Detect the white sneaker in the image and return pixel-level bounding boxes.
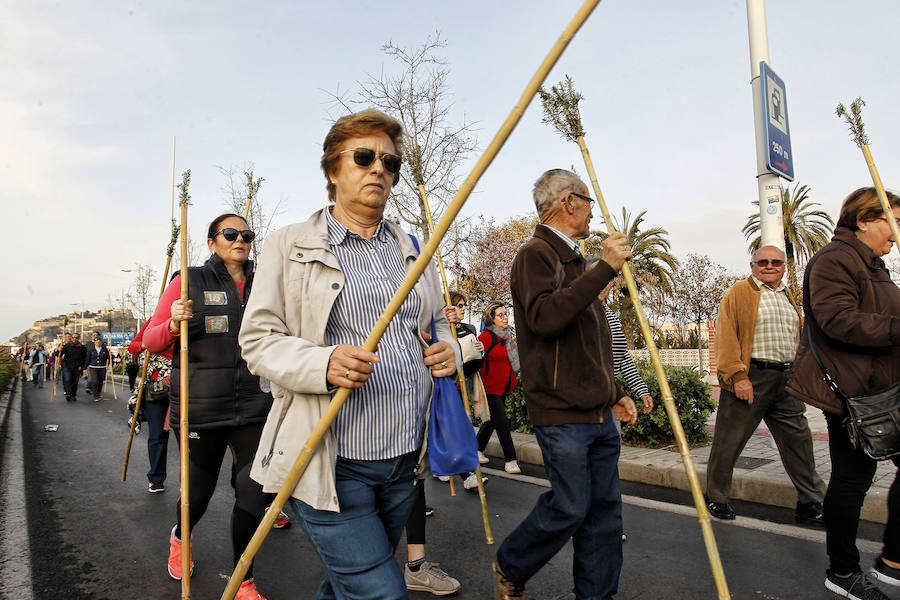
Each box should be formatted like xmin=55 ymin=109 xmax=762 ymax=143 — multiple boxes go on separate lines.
xmin=463 ymin=473 xmax=488 ymax=490
xmin=504 ymin=460 xmax=521 ymax=474
xmin=478 ymin=451 xmax=489 ymax=464
xmin=435 ymin=475 xmax=450 ymax=482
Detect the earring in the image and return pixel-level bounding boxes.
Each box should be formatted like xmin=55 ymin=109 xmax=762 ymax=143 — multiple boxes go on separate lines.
xmin=860 ymin=228 xmax=867 ymax=232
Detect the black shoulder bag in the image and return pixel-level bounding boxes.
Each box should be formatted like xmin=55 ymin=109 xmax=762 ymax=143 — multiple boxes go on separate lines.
xmin=806 ymin=328 xmax=900 ymax=460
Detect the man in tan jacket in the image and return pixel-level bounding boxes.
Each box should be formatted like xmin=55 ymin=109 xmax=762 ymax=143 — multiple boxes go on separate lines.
xmin=706 ymin=245 xmax=826 ymax=524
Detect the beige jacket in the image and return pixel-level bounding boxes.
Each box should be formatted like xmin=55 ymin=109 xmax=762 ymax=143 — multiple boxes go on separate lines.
xmin=238 ymin=208 xmax=460 ymax=511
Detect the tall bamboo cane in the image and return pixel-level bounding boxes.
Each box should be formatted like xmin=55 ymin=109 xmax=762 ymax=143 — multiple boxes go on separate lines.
xmin=836 ymin=98 xmax=900 ymax=251
xmin=49 ymin=355 xmax=61 ymax=402
xmin=122 ymin=220 xmax=181 ymax=481
xmin=106 ymin=355 xmax=118 ymax=400
xmin=220 ymin=2 xmax=601 ymax=597
xmin=177 ymin=170 xmax=193 ymax=600
xmin=540 ymin=77 xmax=730 ymax=599
xmin=417 ymin=184 xmax=493 ymax=543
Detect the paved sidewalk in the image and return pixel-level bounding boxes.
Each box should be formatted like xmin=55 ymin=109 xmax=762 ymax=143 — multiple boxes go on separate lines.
xmin=482 ymin=387 xmax=896 ymax=524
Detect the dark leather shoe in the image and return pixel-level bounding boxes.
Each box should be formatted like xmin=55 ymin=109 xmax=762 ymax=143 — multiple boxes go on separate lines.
xmin=795 ymin=501 xmax=825 ymax=526
xmin=494 ymin=560 xmax=526 ymax=599
xmin=706 ymin=496 xmax=736 ymax=520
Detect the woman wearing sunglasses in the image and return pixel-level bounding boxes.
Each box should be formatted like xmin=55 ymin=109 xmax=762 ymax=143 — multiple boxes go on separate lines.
xmin=239 ymin=108 xmax=459 ymax=599
xmin=787 ymin=187 xmax=900 ymax=599
xmin=143 ymin=212 xmax=272 ymax=600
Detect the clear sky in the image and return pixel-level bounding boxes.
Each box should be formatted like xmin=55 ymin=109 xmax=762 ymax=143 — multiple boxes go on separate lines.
xmin=4 ymin=0 xmax=899 ymax=342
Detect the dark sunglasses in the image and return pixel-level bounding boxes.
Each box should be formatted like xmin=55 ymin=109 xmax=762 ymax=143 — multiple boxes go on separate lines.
xmin=213 ymin=228 xmax=256 ymax=243
xmin=340 ymin=147 xmax=402 ymax=174
xmin=754 ymin=259 xmax=784 ymax=267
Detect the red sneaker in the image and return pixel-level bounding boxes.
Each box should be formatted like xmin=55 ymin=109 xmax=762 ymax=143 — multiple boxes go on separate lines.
xmin=166 ymin=526 xmax=193 ymax=580
xmin=235 ymin=578 xmax=268 ymax=600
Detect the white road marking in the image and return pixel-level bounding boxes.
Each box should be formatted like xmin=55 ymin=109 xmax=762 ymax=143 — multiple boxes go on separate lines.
xmin=481 ymin=467 xmax=882 ymax=554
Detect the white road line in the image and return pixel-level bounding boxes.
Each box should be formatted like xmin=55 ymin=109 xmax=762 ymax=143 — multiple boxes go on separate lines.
xmin=481 ymin=467 xmax=882 ymax=554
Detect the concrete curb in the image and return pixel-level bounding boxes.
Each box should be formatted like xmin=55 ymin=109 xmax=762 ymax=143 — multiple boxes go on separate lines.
xmin=0 ymin=379 xmax=35 ymax=600
xmin=482 ymin=429 xmax=889 ymax=525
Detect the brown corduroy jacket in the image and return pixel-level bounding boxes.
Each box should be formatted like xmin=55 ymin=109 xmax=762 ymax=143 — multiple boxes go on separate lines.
xmin=510 ymin=225 xmax=625 ymax=427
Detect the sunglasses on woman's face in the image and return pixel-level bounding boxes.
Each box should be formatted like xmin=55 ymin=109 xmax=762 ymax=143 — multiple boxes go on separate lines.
xmin=214 ymin=228 xmax=256 ymax=243
xmin=340 ymin=147 xmax=402 ymax=174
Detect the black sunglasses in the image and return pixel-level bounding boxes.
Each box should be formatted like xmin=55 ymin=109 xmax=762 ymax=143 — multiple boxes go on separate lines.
xmin=340 ymin=147 xmax=402 ymax=174
xmin=754 ymin=259 xmax=784 ymax=267
xmin=214 ymin=228 xmax=256 ymax=243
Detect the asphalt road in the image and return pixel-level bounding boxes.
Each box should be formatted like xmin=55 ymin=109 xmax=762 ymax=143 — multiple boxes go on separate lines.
xmin=10 ymin=379 xmax=894 ymax=600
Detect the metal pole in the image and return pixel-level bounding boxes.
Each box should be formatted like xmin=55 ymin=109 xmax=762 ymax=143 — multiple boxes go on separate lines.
xmin=746 ymin=0 xmax=785 ymax=250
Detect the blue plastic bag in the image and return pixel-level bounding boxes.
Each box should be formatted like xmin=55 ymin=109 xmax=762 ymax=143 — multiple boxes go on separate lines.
xmin=407 ymin=234 xmax=478 ymax=476
xmin=426 ymin=319 xmax=479 ymax=476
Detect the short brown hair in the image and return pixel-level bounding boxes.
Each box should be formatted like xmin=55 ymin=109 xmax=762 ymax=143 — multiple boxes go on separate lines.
xmin=837 ymin=187 xmax=900 ymax=230
xmin=207 ymin=213 xmax=248 ymax=240
xmin=321 ymin=109 xmax=404 ymax=202
xmin=449 ymin=291 xmax=467 ymax=306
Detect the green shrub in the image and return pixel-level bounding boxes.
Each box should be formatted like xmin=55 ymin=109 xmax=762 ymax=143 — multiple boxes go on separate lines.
xmin=0 ymin=353 xmax=18 ymax=393
xmin=505 ymin=378 xmax=532 ymax=434
xmin=619 ymin=359 xmax=714 ymax=448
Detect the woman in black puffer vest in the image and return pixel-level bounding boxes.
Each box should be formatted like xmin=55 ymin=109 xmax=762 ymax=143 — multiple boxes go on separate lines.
xmin=143 ymin=213 xmax=273 ymax=598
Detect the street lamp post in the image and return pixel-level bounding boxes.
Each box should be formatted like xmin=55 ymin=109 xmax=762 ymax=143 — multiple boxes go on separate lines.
xmin=70 ymin=302 xmax=84 ymax=336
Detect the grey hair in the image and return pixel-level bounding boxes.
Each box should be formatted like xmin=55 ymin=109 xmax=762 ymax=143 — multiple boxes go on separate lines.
xmin=532 ymin=169 xmax=582 ymax=219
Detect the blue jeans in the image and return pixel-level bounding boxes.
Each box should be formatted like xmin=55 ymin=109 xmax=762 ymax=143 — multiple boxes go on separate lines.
xmin=145 ymin=400 xmax=169 ymax=483
xmin=497 ymin=420 xmax=623 ymax=600
xmin=61 ymin=367 xmax=79 ymax=398
xmin=290 ymin=452 xmax=420 ymax=600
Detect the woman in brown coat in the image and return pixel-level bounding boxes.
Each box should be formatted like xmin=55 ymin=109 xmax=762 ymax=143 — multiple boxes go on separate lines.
xmin=786 ymin=187 xmax=900 ymax=599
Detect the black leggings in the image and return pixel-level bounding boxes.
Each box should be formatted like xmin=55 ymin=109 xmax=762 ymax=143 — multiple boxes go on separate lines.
xmin=405 ymin=483 xmax=427 ymax=546
xmin=173 ymin=422 xmax=268 ymax=580
xmin=476 ymin=393 xmax=517 ymax=461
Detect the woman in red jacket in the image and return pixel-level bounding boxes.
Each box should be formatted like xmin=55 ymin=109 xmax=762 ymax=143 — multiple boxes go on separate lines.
xmin=477 ymin=302 xmax=521 ymax=474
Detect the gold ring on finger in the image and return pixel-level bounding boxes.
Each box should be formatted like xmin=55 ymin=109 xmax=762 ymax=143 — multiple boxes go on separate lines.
xmin=345 ymin=369 xmax=351 ymax=378
xmin=440 ymin=361 xmax=447 ymax=367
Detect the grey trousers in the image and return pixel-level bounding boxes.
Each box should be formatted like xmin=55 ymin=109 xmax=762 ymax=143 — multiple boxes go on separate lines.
xmin=706 ymin=365 xmax=826 ymax=505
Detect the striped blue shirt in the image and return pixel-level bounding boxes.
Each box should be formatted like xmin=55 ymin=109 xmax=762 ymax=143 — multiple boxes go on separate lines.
xmin=324 ymin=210 xmax=431 ymax=460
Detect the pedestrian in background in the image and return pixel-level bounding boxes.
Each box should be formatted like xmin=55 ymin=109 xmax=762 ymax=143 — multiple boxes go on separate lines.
xmin=84 ymin=331 xmax=110 ymax=402
xmin=787 ymin=187 xmax=900 ymax=600
xmin=476 ymin=302 xmax=521 ymax=474
xmin=30 ymin=342 xmax=48 ymax=388
xmin=58 ymin=333 xmax=86 ymax=402
xmin=128 ymin=320 xmax=172 ymax=494
xmin=707 ymin=245 xmax=826 ymax=523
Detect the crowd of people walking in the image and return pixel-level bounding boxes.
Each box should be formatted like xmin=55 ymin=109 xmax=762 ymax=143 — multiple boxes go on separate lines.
xmin=12 ymin=107 xmax=900 ymax=600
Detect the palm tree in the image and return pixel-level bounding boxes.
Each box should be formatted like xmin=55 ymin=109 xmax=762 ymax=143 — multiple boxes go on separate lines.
xmin=742 ymin=183 xmax=834 ymax=300
xmin=584 ymin=208 xmax=678 ymax=347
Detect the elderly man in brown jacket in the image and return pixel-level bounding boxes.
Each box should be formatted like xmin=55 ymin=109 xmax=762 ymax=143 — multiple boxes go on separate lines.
xmin=493 ymin=169 xmax=636 ymax=600
xmin=706 ymin=245 xmax=826 ymax=523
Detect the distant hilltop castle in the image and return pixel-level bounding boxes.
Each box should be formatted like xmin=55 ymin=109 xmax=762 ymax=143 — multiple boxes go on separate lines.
xmin=9 ymin=308 xmax=139 ymax=346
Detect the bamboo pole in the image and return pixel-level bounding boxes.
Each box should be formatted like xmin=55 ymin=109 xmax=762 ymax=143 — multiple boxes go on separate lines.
xmin=220 ymin=2 xmax=600 ymax=597
xmin=122 ymin=222 xmax=180 ymax=481
xmin=836 ymin=98 xmax=900 ymax=253
xmin=177 ymin=170 xmax=192 ymax=599
xmin=575 ymin=135 xmax=730 ymax=599
xmin=417 ymin=184 xmax=493 ymax=543
xmin=49 ymin=355 xmax=61 ymax=402
xmin=106 ymin=356 xmax=117 ymax=400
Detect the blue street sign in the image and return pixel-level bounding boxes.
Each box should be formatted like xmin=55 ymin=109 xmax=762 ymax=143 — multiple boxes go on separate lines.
xmin=760 ymin=62 xmax=794 ymax=181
